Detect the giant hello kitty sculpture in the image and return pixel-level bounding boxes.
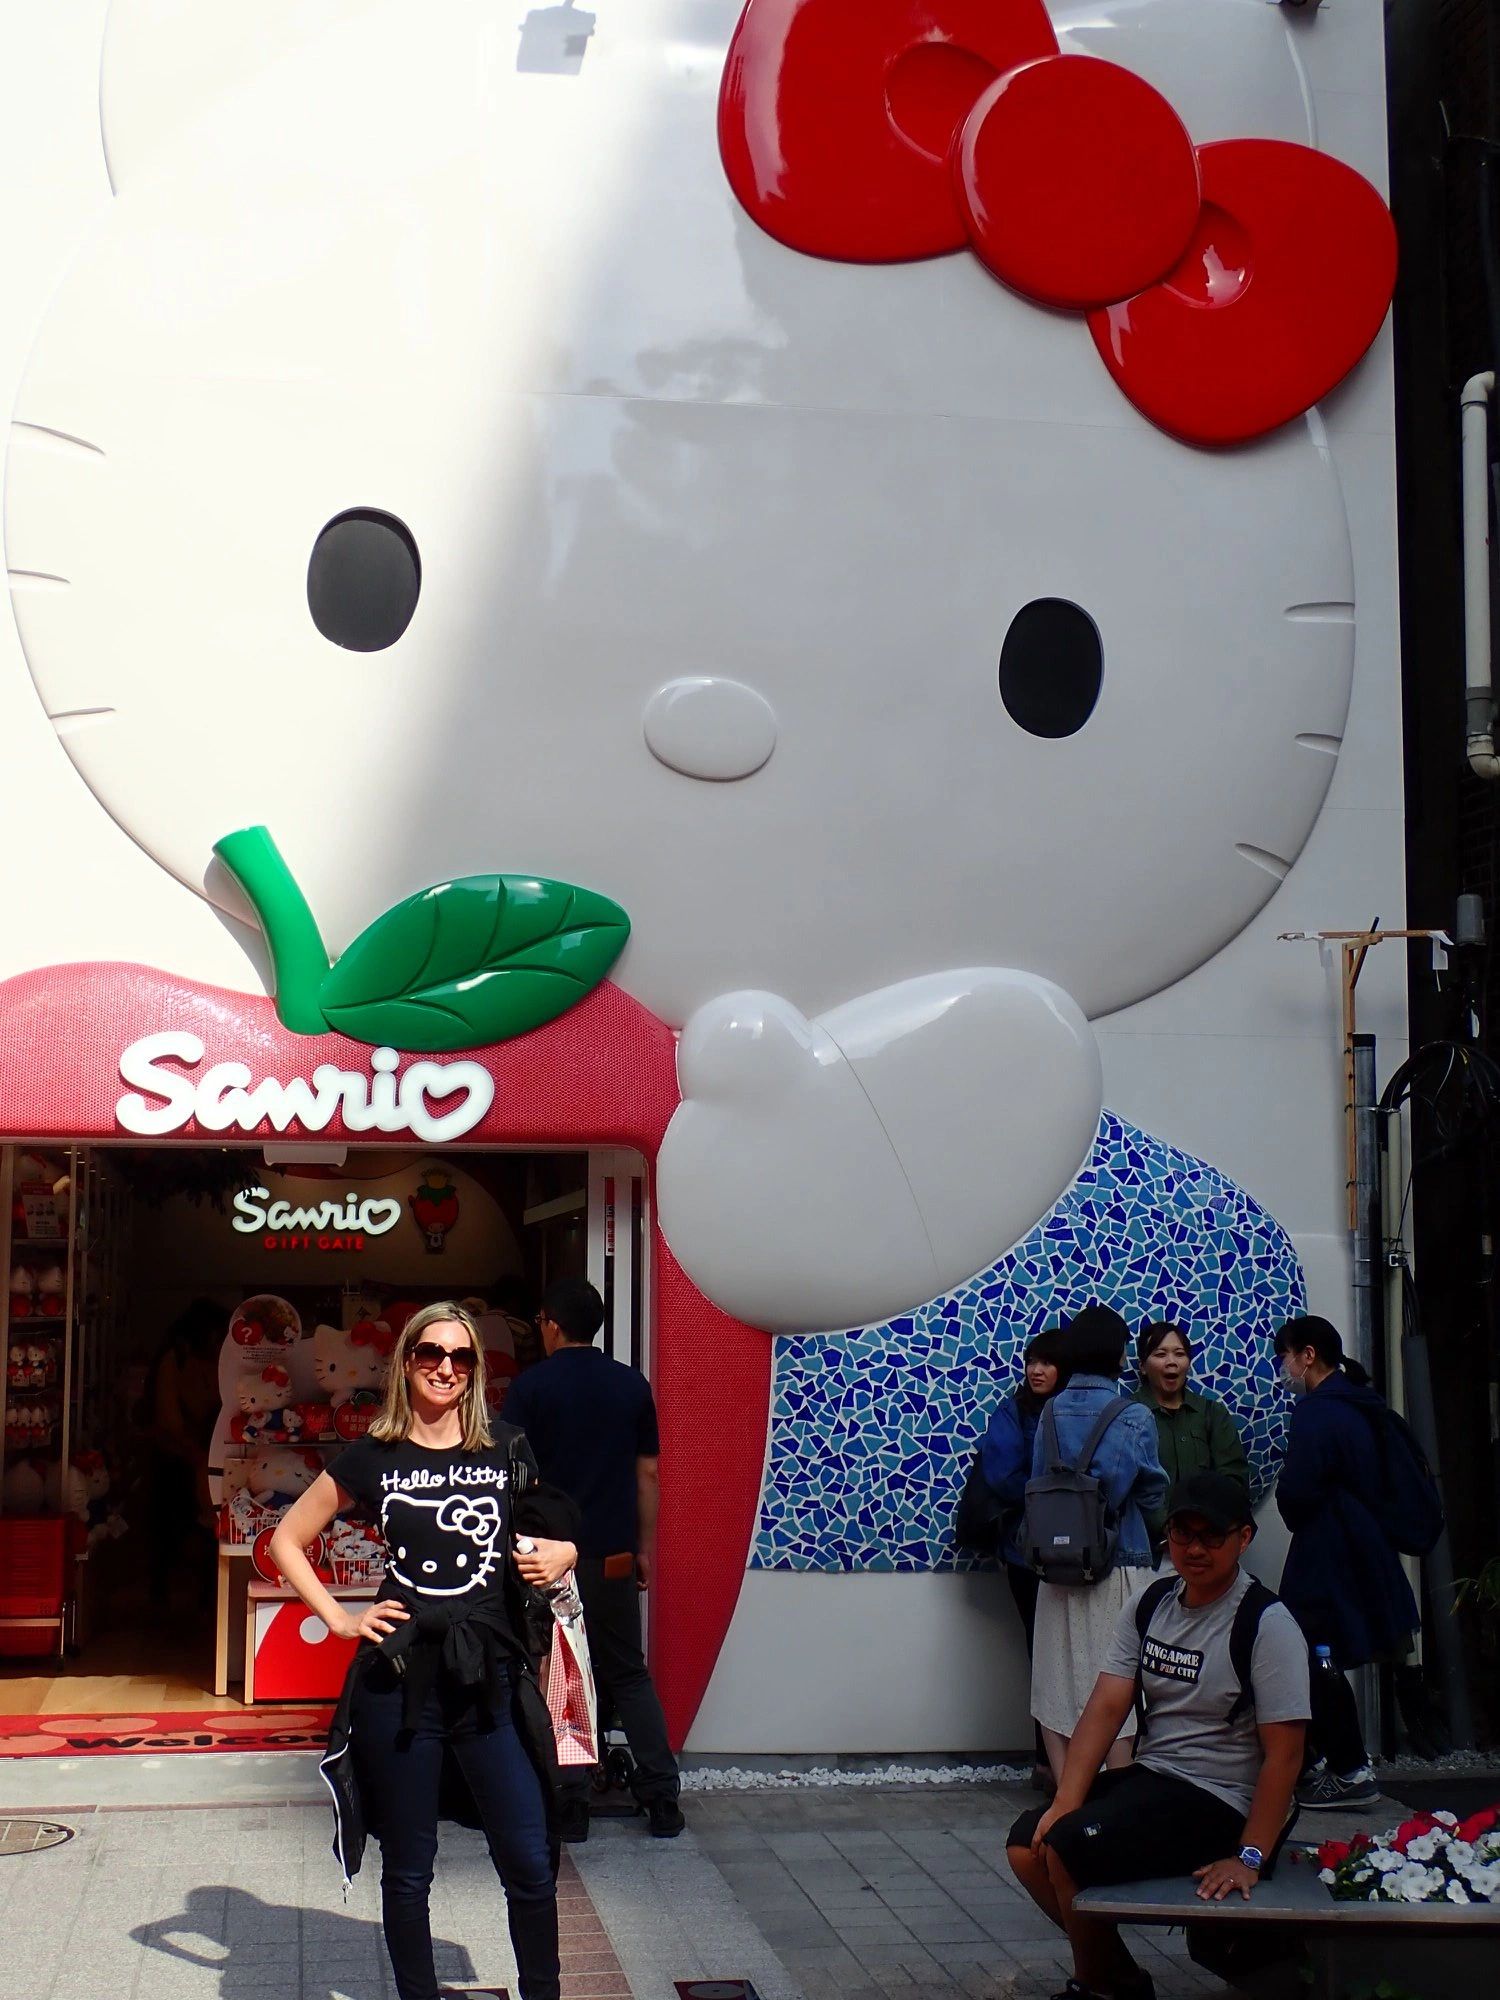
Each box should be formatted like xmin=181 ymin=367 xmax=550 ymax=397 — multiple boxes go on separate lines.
xmin=4 ymin=0 xmax=1391 ymax=1334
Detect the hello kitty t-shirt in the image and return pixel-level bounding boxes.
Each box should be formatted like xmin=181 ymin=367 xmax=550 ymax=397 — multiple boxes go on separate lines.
xmin=329 ymin=1436 xmax=530 ymax=1606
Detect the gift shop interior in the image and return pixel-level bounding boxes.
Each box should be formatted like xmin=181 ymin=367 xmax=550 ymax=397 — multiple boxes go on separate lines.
xmin=0 ymin=1140 xmax=648 ymax=1719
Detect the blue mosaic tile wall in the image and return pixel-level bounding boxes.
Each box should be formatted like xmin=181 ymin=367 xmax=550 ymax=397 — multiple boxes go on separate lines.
xmin=752 ymin=1111 xmax=1304 ymax=1572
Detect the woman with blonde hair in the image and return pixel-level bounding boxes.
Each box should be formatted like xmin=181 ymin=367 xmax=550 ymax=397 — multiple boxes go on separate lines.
xmin=272 ymin=1301 xmax=579 ymax=2000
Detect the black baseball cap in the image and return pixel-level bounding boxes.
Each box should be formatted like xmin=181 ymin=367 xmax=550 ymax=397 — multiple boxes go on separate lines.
xmin=1166 ymin=1472 xmax=1255 ymax=1535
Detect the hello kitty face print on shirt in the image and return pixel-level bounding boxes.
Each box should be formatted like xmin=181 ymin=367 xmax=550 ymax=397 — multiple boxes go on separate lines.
xmin=329 ymin=1436 xmax=526 ymax=1603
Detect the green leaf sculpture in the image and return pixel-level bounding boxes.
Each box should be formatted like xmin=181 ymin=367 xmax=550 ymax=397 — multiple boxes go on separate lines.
xmin=214 ymin=826 xmax=630 ymax=1051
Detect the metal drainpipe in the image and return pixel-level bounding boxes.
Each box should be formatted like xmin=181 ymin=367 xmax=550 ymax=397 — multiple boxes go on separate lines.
xmin=1463 ymin=371 xmax=1499 ymax=777
xmin=1350 ymin=1034 xmax=1382 ymax=1750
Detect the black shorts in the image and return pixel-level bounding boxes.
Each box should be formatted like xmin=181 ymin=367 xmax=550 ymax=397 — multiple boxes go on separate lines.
xmin=1007 ymin=1765 xmax=1243 ymax=1889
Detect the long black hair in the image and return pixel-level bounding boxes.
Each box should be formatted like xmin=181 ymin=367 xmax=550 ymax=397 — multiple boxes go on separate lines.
xmin=1015 ymin=1326 xmax=1064 ymax=1417
xmin=1274 ymin=1315 xmax=1372 ymax=1388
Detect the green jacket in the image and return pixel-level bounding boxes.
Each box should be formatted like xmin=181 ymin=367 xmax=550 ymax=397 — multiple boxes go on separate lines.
xmin=1131 ymin=1384 xmax=1250 ymax=1544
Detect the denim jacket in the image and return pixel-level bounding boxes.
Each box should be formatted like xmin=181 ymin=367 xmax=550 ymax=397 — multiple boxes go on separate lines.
xmin=978 ymin=1389 xmax=1041 ymax=1567
xmin=1028 ymin=1374 xmax=1168 ymax=1572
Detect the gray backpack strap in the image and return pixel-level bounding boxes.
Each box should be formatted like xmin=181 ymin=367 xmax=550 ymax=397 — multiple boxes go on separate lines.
xmin=1071 ymin=1396 xmax=1129 ymax=1474
xmin=1041 ymin=1398 xmax=1067 ymax=1472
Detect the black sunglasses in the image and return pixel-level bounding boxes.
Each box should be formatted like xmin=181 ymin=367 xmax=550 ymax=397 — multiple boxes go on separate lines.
xmin=409 ymin=1340 xmax=477 ymax=1374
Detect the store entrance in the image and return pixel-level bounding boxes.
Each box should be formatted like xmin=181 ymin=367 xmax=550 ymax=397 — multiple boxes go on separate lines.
xmin=0 ymin=1139 xmax=649 ymax=1721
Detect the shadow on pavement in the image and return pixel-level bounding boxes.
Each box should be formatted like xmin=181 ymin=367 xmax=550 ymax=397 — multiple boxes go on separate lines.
xmin=130 ymin=1883 xmax=478 ymax=1997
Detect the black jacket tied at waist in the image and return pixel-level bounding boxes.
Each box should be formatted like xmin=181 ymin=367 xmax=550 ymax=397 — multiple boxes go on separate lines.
xmin=376 ymin=1591 xmax=530 ymax=1733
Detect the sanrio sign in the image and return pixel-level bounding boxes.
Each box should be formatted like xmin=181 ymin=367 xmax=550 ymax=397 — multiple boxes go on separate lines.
xmin=115 ymin=1033 xmax=495 ymax=1144
xmin=230 ymin=1188 xmax=403 ymax=1238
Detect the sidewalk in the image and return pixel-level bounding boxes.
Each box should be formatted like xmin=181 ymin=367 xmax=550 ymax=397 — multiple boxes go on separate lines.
xmin=0 ymin=1761 xmax=1400 ymax=2000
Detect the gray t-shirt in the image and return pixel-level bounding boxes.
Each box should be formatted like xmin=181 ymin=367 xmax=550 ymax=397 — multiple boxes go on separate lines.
xmin=1100 ymin=1570 xmax=1310 ymax=1816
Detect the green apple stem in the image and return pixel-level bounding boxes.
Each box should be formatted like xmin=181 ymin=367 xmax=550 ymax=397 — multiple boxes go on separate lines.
xmin=213 ymin=826 xmax=331 ymax=1034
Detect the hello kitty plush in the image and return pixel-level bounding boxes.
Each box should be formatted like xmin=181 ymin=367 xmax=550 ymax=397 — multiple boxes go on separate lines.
xmin=312 ymin=1321 xmax=390 ymax=1407
xmin=245 ymin=1445 xmax=322 ymax=1507
xmin=4 ymin=0 xmax=1392 ymax=1332
xmin=8 ymin=1265 xmax=33 ymax=1321
xmin=33 ymin=1263 xmax=65 ymax=1318
xmin=231 ymin=1361 xmax=294 ymax=1441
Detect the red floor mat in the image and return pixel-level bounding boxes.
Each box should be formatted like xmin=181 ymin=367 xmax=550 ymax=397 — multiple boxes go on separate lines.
xmin=0 ymin=1707 xmax=332 ymax=1755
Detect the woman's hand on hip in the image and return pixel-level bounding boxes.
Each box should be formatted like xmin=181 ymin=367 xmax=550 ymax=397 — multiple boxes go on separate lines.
xmin=514 ymin=1537 xmax=577 ymax=1587
xmin=337 ymin=1599 xmax=410 ymax=1644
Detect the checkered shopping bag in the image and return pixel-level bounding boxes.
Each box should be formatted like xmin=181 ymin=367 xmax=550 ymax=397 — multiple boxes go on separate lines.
xmin=543 ymin=1583 xmax=598 ymax=1766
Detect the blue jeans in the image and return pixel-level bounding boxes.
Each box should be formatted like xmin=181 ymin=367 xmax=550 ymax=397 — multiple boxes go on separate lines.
xmin=353 ymin=1664 xmax=558 ymax=2000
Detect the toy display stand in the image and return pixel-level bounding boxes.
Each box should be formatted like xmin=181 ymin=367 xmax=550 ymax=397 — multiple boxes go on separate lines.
xmin=244 ymin=1580 xmax=374 ymax=1703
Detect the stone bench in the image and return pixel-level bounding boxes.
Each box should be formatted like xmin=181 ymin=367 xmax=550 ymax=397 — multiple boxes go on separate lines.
xmin=1075 ymin=1848 xmax=1500 ymax=1997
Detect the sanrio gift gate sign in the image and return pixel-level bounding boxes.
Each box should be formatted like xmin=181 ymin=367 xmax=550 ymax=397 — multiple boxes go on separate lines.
xmin=115 ymin=1033 xmax=495 ymax=1144
xmin=231 ymin=1187 xmax=403 ymax=1240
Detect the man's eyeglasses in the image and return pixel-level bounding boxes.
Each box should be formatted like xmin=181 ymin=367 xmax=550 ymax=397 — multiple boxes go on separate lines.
xmin=409 ymin=1341 xmax=477 ymax=1374
xmin=1166 ymin=1520 xmax=1232 ymax=1551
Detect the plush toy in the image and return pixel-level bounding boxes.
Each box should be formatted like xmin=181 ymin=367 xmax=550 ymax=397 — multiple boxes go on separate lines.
xmin=220 ymin=1454 xmax=252 ymax=1501
xmin=231 ymin=1361 xmax=295 ymax=1441
xmin=313 ymin=1321 xmax=390 ymax=1407
xmin=26 ymin=1340 xmax=52 ymax=1388
xmin=245 ymin=1445 xmax=322 ymax=1507
xmin=6 ymin=1340 xmax=26 ymax=1389
xmin=8 ymin=1264 xmax=33 ymax=1320
xmin=2 ymin=1458 xmax=45 ymax=1517
xmin=33 ymin=1262 xmax=65 ymax=1318
xmin=69 ymin=1452 xmax=115 ymax=1543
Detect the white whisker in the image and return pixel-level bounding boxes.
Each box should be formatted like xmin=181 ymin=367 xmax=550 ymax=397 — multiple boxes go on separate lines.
xmin=1235 ymin=843 xmax=1292 ymax=881
xmin=1283 ymin=601 xmax=1354 ymax=624
xmin=10 ymin=420 xmax=105 ymax=459
xmin=1295 ymin=733 xmax=1342 ymax=756
xmin=6 ymin=569 xmax=69 ymax=591
xmin=48 ymin=707 xmax=116 ymax=739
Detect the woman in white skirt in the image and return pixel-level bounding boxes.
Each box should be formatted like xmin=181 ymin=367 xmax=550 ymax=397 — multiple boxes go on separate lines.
xmin=1029 ymin=1308 xmax=1168 ymax=1783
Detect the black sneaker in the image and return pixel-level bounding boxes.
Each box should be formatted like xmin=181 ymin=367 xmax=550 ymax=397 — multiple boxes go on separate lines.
xmin=646 ymin=1796 xmax=685 ymax=1838
xmin=1296 ymin=1764 xmax=1380 ymax=1811
xmin=558 ymin=1797 xmax=590 ymax=1843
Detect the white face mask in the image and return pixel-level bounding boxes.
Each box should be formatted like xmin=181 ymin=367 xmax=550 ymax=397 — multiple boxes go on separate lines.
xmin=1280 ymin=1360 xmax=1308 ymax=1397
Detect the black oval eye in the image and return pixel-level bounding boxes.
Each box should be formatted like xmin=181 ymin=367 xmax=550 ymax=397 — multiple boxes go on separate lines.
xmin=307 ymin=509 xmax=421 ymax=652
xmin=998 ymin=598 xmax=1102 ymax=738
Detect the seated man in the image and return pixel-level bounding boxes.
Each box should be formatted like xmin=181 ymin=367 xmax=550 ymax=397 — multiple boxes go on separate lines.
xmin=1006 ymin=1472 xmax=1308 ymax=2000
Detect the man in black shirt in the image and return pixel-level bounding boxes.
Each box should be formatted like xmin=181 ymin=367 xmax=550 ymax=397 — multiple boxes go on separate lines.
xmin=502 ymin=1277 xmax=684 ymax=1840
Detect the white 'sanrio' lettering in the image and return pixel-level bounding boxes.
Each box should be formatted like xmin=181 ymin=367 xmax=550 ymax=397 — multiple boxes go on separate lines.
xmin=115 ymin=1032 xmax=494 ymax=1143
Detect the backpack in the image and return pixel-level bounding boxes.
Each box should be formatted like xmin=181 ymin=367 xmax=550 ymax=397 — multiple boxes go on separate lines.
xmin=1132 ymin=1574 xmax=1279 ymax=1740
xmin=1022 ymin=1397 xmax=1130 ymax=1584
xmin=952 ymin=1450 xmax=1008 ymax=1557
xmin=1353 ymin=1401 xmax=1444 ymax=1558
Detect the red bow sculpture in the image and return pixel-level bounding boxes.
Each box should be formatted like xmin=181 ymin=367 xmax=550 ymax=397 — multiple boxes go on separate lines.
xmin=350 ymin=1318 xmax=396 ymax=1359
xmin=718 ymin=0 xmax=1396 ymax=445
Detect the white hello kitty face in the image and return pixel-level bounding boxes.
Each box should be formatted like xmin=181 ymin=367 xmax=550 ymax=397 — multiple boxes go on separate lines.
xmin=312 ymin=1323 xmax=385 ymax=1394
xmin=384 ymin=1492 xmax=505 ymax=1597
xmin=6 ymin=1 xmax=1358 ymax=1024
xmin=236 ymin=1367 xmax=289 ymax=1415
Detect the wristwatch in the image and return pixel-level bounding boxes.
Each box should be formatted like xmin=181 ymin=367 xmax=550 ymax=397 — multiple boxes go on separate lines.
xmin=1237 ymin=1846 xmax=1264 ymax=1873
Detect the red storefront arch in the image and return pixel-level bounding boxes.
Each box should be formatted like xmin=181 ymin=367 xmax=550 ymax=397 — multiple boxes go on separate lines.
xmin=0 ymin=961 xmax=770 ymax=1746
